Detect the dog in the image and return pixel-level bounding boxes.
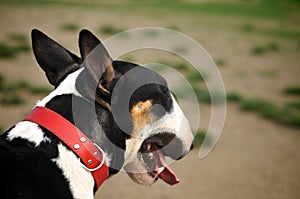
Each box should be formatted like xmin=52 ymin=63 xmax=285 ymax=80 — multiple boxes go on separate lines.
xmin=0 ymin=29 xmax=194 ymax=199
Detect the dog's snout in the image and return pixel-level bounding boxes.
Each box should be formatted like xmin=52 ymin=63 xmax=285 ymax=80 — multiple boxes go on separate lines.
xmin=176 ymin=154 xmax=184 ymax=160
xmin=175 ymin=143 xmax=193 ymax=160
xmin=190 ymin=143 xmax=194 ymax=151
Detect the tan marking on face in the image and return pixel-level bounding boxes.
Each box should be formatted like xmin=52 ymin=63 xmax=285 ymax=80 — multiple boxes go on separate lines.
xmin=130 ymin=100 xmax=153 ymax=138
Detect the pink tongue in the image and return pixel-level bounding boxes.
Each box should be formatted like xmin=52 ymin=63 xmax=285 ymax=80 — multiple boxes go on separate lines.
xmin=151 ymin=145 xmax=180 ymax=185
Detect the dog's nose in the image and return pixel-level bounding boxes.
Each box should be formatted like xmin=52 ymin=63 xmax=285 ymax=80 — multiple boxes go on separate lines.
xmin=176 ymin=154 xmax=184 ymax=160
xmin=176 ymin=144 xmax=193 ymax=160
xmin=190 ymin=143 xmax=194 ymax=151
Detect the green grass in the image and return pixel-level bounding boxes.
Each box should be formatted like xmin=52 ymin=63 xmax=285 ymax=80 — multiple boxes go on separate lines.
xmin=227 ymin=94 xmax=300 ymax=128
xmin=0 ymin=126 xmax=4 ymax=135
xmin=193 ymin=130 xmax=214 ymax=147
xmin=195 ymin=87 xmax=226 ymax=104
xmin=193 ymin=130 xmax=206 ymax=147
xmin=61 ymin=23 xmax=80 ymax=31
xmin=98 ymin=24 xmax=124 ymax=35
xmin=240 ymin=98 xmax=278 ymax=114
xmin=214 ymin=58 xmax=226 ymax=67
xmin=286 ymin=101 xmax=300 ymax=110
xmin=0 ymin=42 xmax=17 ymax=58
xmin=240 ymin=23 xmax=255 ymax=33
xmin=283 ymin=86 xmax=300 ymax=96
xmin=251 ymin=42 xmax=280 ymax=55
xmin=227 ymin=92 xmax=242 ymax=102
xmin=0 ymin=74 xmax=4 ymax=90
xmin=0 ymin=33 xmax=31 ymax=59
xmin=28 ymin=86 xmax=52 ymax=94
xmin=154 ymin=60 xmax=224 ymax=104
xmin=172 ymin=62 xmax=189 ymax=71
xmin=1 ymin=0 xmax=299 ymax=21
xmin=0 ymin=79 xmax=52 ymax=94
xmin=123 ymin=0 xmax=299 ymax=19
xmin=156 ymin=60 xmax=190 ymax=71
xmin=0 ymin=94 xmax=25 ymax=105
xmin=251 ymin=46 xmax=265 ymax=55
xmin=145 ymin=63 xmax=166 ymax=73
xmin=240 ymin=23 xmax=300 ymax=40
xmin=1 ymin=80 xmax=31 ymax=92
xmin=260 ymin=69 xmax=279 ymax=78
xmin=226 ymin=90 xmax=300 ymax=128
xmin=241 ymin=99 xmax=276 ymax=120
xmin=7 ymin=33 xmax=31 ymax=53
xmin=0 ymin=77 xmax=53 ymax=124
xmin=8 ymin=33 xmax=27 ymax=42
xmin=0 ymin=81 xmax=51 ymax=107
xmin=15 ymin=44 xmax=31 ymax=52
xmin=152 ymin=60 xmax=208 ymax=84
xmin=166 ymin=25 xmax=181 ymax=31
xmin=0 ymin=77 xmax=51 ymax=106
xmin=6 ymin=80 xmax=31 ymax=90
xmin=267 ymin=42 xmax=279 ymax=51
xmin=186 ymin=70 xmax=205 ymax=83
xmin=147 ymin=0 xmax=298 ymax=19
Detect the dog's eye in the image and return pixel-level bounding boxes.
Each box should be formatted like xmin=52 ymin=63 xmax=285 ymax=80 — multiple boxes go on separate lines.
xmin=97 ymin=79 xmax=110 ymax=94
xmin=162 ymin=86 xmax=169 ymax=94
xmin=150 ymin=104 xmax=166 ymax=119
xmin=100 ymin=79 xmax=107 ymax=88
xmin=170 ymin=91 xmax=178 ymax=101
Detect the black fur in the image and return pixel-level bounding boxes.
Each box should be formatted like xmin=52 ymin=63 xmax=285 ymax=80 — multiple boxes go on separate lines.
xmin=0 ymin=131 xmax=73 ymax=199
xmin=0 ymin=29 xmax=175 ymax=198
xmin=45 ymin=94 xmax=127 ymax=175
xmin=31 ymin=29 xmax=81 ymax=87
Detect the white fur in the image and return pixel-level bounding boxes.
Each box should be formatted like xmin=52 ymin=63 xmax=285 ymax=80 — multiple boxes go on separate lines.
xmin=36 ymin=68 xmax=84 ymax=107
xmin=6 ymin=121 xmax=50 ymax=146
xmin=145 ymin=95 xmax=193 ymax=146
xmin=52 ymin=144 xmax=94 ymax=199
xmin=124 ymin=95 xmax=193 ymax=165
xmin=104 ymin=153 xmax=112 ymax=167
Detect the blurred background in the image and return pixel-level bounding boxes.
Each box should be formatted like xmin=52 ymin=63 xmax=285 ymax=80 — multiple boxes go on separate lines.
xmin=0 ymin=0 xmax=299 ymax=198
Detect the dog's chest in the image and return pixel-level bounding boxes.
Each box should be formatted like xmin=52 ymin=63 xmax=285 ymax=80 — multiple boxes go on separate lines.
xmin=53 ymin=143 xmax=95 ymax=199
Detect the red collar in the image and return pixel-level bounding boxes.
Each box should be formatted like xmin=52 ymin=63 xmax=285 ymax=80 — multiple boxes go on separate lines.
xmin=24 ymin=106 xmax=109 ymax=190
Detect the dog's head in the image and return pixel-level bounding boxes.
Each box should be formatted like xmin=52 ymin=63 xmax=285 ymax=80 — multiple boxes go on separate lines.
xmin=31 ymin=29 xmax=194 ymax=186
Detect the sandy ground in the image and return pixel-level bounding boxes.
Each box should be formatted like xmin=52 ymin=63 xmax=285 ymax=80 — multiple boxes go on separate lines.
xmin=98 ymin=104 xmax=300 ymax=199
xmin=0 ymin=3 xmax=299 ymax=199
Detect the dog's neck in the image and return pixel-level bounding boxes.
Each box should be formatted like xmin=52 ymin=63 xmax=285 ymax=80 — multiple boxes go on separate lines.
xmin=36 ymin=69 xmax=126 ymax=175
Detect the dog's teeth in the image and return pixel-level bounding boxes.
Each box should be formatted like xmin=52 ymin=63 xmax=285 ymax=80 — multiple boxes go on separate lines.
xmin=148 ymin=152 xmax=153 ymax=159
xmin=158 ymin=167 xmax=164 ymax=174
xmin=147 ymin=143 xmax=151 ymax=151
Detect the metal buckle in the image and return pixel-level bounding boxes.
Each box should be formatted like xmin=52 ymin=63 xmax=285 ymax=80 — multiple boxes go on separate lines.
xmin=80 ymin=143 xmax=105 ymax=172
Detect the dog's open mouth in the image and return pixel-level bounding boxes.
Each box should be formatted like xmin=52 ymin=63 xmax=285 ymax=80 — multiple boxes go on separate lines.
xmin=141 ymin=142 xmax=179 ymax=185
xmin=124 ymin=130 xmax=191 ymax=186
xmin=139 ymin=133 xmax=183 ymax=185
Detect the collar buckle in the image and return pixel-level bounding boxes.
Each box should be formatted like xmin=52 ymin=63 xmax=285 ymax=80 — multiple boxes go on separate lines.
xmin=80 ymin=143 xmax=106 ymax=172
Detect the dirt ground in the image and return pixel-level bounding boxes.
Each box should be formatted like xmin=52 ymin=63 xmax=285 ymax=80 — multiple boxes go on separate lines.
xmin=0 ymin=2 xmax=299 ymax=199
xmin=99 ymin=104 xmax=300 ymax=199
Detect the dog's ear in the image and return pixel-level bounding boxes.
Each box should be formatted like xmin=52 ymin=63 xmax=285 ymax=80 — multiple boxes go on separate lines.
xmin=79 ymin=29 xmax=115 ymax=95
xmin=31 ymin=29 xmax=81 ymax=86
